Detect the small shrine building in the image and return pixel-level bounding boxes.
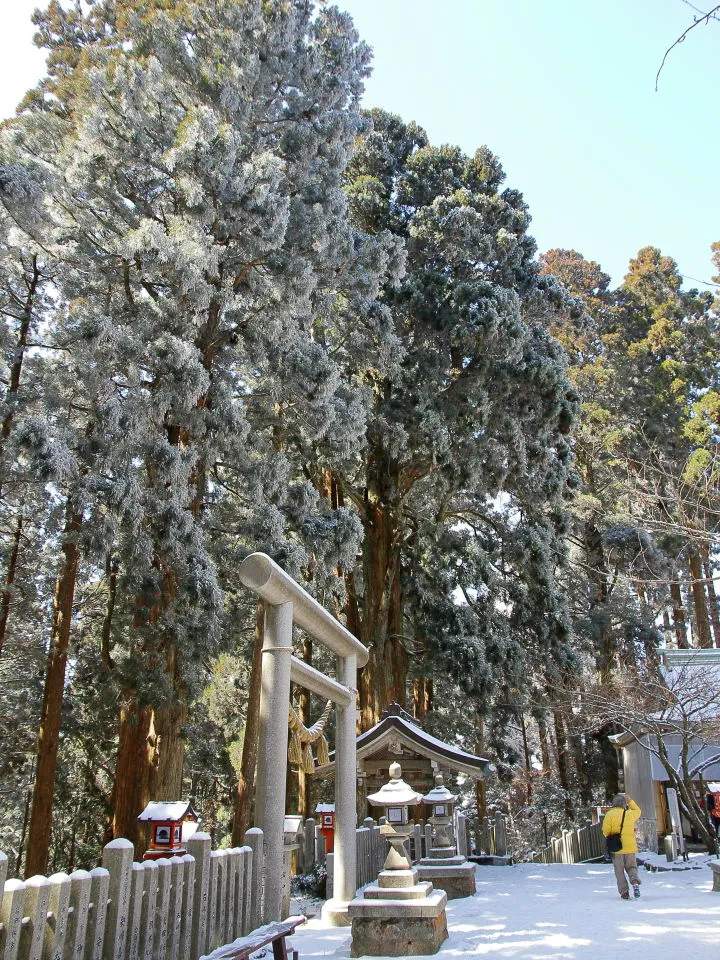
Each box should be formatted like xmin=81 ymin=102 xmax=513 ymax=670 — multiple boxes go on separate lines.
xmin=314 ymin=703 xmax=490 ymax=818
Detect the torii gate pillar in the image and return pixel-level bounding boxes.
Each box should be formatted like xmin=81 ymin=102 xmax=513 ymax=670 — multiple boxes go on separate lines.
xmin=240 ymin=553 xmax=368 ymax=927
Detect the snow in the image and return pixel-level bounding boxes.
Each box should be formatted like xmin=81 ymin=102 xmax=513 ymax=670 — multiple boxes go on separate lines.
xmin=288 ymin=861 xmax=720 ymax=960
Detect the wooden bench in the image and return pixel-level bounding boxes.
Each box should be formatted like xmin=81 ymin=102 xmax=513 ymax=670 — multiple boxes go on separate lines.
xmin=203 ymin=918 xmax=306 ymax=960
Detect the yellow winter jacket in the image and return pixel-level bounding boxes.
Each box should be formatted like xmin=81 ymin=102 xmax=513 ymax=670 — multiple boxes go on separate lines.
xmin=602 ymin=798 xmax=641 ymax=854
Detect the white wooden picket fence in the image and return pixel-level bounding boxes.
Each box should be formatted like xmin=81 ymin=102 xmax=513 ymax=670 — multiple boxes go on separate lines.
xmin=0 ymin=809 xmax=478 ymax=960
xmin=0 ymin=831 xmax=263 ymax=960
xmin=530 ymin=820 xmax=606 ymax=864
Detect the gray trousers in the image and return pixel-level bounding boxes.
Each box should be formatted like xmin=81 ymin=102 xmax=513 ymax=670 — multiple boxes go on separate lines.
xmin=613 ymin=852 xmax=640 ymax=896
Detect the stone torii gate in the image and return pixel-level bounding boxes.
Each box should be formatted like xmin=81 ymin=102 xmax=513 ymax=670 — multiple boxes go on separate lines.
xmin=239 ymin=553 xmax=369 ymax=926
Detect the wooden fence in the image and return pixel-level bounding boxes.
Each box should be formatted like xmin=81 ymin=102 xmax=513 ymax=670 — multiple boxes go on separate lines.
xmin=530 ymin=820 xmax=605 ymax=864
xmin=0 ymin=831 xmax=263 ymax=960
xmin=0 ymin=808 xmax=484 ymax=960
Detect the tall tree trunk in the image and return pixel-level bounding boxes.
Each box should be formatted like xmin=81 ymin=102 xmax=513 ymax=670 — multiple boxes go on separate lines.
xmin=475 ymin=712 xmax=487 ymax=822
xmin=0 ymin=508 xmax=23 ymax=658
xmin=569 ymin=732 xmax=591 ymax=806
xmin=0 ymin=256 xmax=41 ymax=455
xmin=536 ymin=711 xmax=551 ymax=775
xmin=700 ymin=543 xmax=720 ymax=648
xmin=688 ymin=548 xmax=712 ymax=648
xmin=111 ymin=700 xmax=155 ymax=852
xmin=669 ymin=579 xmax=688 ymax=648
xmin=412 ymin=675 xmax=433 ymax=723
xmin=232 ymin=602 xmax=264 ymax=844
xmin=552 ymin=708 xmax=574 ymax=821
xmin=519 ymin=710 xmax=532 ymax=803
xmin=583 ymin=521 xmax=613 ymax=681
xmin=25 ymin=502 xmax=82 ymax=877
xmin=112 ymin=562 xmax=185 ymax=852
xmin=358 ymin=493 xmax=404 ymax=729
xmin=100 ymin=553 xmax=118 ymax=673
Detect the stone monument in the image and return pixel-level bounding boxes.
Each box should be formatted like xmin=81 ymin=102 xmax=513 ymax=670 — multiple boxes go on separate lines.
xmin=348 ymin=763 xmax=448 ymax=957
xmin=416 ymin=775 xmax=476 ymax=898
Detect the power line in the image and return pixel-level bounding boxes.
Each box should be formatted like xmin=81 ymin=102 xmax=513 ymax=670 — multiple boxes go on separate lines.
xmin=681 ymin=274 xmax=720 ymax=290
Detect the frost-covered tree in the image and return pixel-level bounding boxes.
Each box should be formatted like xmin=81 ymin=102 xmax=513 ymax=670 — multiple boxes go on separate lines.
xmin=322 ymin=111 xmax=579 ymax=728
xmin=6 ymin=0 xmax=399 ymax=856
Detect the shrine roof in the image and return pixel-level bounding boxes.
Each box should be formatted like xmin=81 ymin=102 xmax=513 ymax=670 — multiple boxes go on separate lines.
xmin=314 ymin=706 xmax=490 ymax=779
xmin=137 ymin=801 xmax=199 ymax=822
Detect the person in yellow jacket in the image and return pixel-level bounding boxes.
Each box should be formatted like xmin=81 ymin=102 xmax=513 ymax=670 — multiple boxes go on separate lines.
xmin=602 ymin=793 xmax=642 ymax=899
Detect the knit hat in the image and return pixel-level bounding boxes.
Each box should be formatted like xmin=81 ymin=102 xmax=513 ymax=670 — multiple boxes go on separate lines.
xmin=611 ymin=793 xmax=627 ymax=808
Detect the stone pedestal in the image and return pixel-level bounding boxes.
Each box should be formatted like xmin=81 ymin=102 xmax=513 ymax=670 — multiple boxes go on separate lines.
xmin=348 ymin=866 xmax=447 ymax=956
xmin=416 ymin=846 xmax=476 ymax=900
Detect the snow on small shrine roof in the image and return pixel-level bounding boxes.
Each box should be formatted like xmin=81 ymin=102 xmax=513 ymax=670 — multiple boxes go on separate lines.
xmin=137 ymin=801 xmax=199 ymax=822
xmin=314 ymin=704 xmax=489 ymax=779
xmin=315 ymin=803 xmax=335 ymax=813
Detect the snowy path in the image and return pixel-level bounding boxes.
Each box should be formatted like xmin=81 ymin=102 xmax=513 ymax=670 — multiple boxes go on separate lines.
xmin=290 ymin=862 xmax=720 ymax=960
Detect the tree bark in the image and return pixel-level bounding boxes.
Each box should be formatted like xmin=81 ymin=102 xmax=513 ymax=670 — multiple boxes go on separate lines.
xmin=536 ymin=711 xmax=551 ymax=775
xmin=688 ymin=548 xmax=712 ymax=648
xmin=412 ymin=675 xmax=433 ymax=723
xmin=552 ymin=708 xmax=574 ymax=821
xmin=357 ymin=481 xmax=405 ymax=728
xmin=100 ymin=554 xmax=118 ymax=673
xmin=475 ymin=712 xmax=487 ymax=821
xmin=700 ymin=543 xmax=720 ymax=648
xmin=669 ymin=579 xmax=688 ymax=648
xmin=0 ymin=508 xmax=23 ymax=658
xmin=232 ymin=602 xmax=264 ymax=845
xmin=583 ymin=521 xmax=613 ymax=681
xmin=25 ymin=502 xmax=82 ymax=877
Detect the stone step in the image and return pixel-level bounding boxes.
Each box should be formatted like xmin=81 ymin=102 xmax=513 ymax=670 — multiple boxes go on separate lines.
xmin=419 ymin=855 xmax=466 ymax=867
xmin=377 ymin=868 xmax=419 ymax=888
xmin=348 ymin=889 xmax=448 ymax=920
xmin=364 ymin=882 xmax=434 ymax=901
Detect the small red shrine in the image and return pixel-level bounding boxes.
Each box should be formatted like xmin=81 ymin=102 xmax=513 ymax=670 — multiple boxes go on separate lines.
xmin=315 ymin=802 xmax=335 ymax=853
xmin=137 ymin=801 xmax=200 ymax=861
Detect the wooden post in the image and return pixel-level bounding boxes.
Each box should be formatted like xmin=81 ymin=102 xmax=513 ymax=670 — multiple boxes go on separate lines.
xmin=179 ymin=854 xmax=195 ymax=960
xmin=126 ymin=864 xmax=145 ymax=960
xmin=187 ymin=832 xmax=211 ymax=959
xmin=66 ymin=870 xmax=92 ymax=960
xmin=46 ymin=873 xmax=72 ymax=960
xmin=1 ymin=879 xmax=26 ymax=960
xmin=22 ymin=875 xmax=51 ymax=960
xmin=137 ymin=861 xmax=158 ymax=960
xmin=84 ymin=868 xmax=110 ymax=960
xmin=101 ymin=839 xmax=133 ymax=960
xmin=243 ymin=828 xmax=263 ymax=931
xmin=154 ymin=859 xmax=173 ymax=960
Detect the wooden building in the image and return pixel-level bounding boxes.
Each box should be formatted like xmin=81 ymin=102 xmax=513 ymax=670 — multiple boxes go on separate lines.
xmin=314 ymin=703 xmax=490 ymax=819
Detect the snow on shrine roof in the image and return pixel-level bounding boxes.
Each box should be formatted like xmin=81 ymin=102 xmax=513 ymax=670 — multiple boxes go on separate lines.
xmin=315 ymin=803 xmax=335 ymax=813
xmin=314 ymin=711 xmax=489 ymax=779
xmin=137 ymin=801 xmax=199 ymax=822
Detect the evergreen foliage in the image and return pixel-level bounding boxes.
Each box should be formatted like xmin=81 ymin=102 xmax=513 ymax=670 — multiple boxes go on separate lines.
xmin=0 ymin=0 xmax=718 ymax=875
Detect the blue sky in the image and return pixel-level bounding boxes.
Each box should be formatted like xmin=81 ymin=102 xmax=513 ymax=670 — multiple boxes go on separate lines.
xmin=2 ymin=0 xmax=718 ymax=290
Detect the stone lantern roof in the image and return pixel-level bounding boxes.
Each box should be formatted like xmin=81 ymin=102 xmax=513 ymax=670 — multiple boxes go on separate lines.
xmin=421 ymin=774 xmax=457 ymax=806
xmin=367 ymin=762 xmax=423 ymax=808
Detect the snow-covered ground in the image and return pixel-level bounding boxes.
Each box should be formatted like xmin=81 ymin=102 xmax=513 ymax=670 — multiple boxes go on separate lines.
xmin=289 ymin=859 xmax=720 ymax=960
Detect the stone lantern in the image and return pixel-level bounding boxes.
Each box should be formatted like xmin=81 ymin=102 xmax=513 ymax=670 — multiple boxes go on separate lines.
xmin=348 ymin=763 xmax=448 ymax=957
xmin=416 ymin=774 xmax=476 ymax=899
xmin=422 ymin=774 xmax=457 ymax=852
xmin=367 ymin=761 xmax=421 ymax=870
